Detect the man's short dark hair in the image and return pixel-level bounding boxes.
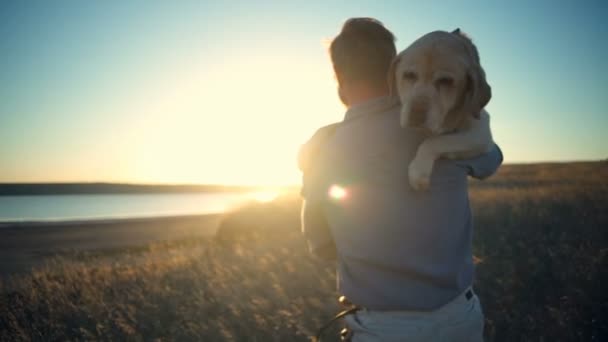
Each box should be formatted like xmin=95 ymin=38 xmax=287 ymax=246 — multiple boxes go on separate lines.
xmin=330 ymin=18 xmax=396 ymax=88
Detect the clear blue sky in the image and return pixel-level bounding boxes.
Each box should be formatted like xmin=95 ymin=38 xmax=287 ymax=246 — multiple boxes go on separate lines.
xmin=1 ymin=0 xmax=606 ymax=185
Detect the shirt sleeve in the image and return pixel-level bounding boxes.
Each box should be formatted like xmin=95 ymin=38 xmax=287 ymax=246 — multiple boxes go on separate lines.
xmin=297 ymin=124 xmax=338 ymax=172
xmin=299 ymin=152 xmax=337 ymax=260
xmin=297 ymin=123 xmax=339 ymax=197
xmin=453 ymin=143 xmax=504 ymax=179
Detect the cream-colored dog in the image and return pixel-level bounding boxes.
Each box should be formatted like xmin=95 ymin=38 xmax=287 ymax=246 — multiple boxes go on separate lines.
xmin=389 ymin=29 xmax=494 ymax=191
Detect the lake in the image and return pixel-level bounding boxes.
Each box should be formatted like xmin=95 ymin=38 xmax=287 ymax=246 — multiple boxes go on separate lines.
xmin=0 ymin=192 xmax=275 ymax=223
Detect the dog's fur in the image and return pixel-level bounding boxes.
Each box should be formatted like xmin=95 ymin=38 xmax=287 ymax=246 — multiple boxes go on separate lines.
xmin=389 ymin=29 xmax=494 ymax=190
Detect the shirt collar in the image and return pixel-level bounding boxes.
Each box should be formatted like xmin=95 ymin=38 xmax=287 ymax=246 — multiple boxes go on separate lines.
xmin=343 ymin=95 xmax=400 ymax=122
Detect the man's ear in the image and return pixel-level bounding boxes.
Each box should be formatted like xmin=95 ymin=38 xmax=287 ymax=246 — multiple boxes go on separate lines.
xmin=338 ymin=85 xmax=349 ymax=106
xmin=387 ymin=55 xmax=401 ymax=98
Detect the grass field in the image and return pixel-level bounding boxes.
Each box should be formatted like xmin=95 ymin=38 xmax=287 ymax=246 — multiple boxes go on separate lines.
xmin=1 ymin=161 xmax=607 ymax=341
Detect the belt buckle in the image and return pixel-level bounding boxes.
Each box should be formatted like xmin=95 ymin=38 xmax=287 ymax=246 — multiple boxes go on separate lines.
xmin=340 ymin=327 xmax=353 ymax=341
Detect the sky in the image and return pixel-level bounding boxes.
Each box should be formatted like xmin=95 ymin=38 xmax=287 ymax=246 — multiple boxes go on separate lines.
xmin=1 ymin=0 xmax=607 ymax=185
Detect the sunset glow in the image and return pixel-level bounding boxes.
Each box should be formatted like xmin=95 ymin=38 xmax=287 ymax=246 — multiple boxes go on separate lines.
xmin=249 ymin=190 xmax=280 ymax=203
xmin=1 ymin=1 xmax=606 ymax=185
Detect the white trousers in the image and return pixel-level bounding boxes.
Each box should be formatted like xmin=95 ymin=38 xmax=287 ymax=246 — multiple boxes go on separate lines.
xmin=343 ymin=288 xmax=484 ymax=342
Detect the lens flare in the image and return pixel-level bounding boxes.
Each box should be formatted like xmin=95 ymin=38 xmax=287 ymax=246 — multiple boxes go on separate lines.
xmin=328 ymin=185 xmax=347 ymax=200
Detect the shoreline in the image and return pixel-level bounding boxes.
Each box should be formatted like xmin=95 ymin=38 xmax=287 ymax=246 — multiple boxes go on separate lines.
xmin=0 ymin=213 xmax=223 ymax=229
xmin=0 ymin=213 xmax=223 ymax=277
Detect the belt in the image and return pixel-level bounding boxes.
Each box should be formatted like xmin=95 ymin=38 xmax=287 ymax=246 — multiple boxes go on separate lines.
xmin=313 ymin=289 xmax=475 ymax=342
xmin=313 ymin=296 xmax=361 ymax=342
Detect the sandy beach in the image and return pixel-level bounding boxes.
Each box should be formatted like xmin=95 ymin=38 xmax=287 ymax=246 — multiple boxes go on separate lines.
xmin=0 ymin=214 xmax=222 ymax=277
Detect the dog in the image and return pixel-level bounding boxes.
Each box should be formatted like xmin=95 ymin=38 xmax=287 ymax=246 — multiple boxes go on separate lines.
xmin=389 ymin=29 xmax=494 ymax=191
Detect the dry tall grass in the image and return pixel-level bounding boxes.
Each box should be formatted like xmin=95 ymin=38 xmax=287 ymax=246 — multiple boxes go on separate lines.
xmin=1 ymin=161 xmax=607 ymax=341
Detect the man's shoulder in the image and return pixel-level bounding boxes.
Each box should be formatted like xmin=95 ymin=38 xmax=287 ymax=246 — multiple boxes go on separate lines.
xmin=311 ymin=122 xmax=341 ymax=139
xmin=298 ymin=123 xmax=341 ymax=172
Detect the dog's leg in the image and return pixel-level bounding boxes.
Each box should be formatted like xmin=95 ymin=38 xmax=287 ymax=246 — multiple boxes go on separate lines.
xmin=439 ymin=110 xmax=493 ymax=160
xmin=408 ymin=111 xmax=493 ymax=191
xmin=409 ymin=141 xmax=438 ymax=191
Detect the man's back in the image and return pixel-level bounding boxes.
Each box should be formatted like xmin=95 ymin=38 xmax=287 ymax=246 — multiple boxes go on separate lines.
xmin=307 ymin=96 xmax=501 ymax=311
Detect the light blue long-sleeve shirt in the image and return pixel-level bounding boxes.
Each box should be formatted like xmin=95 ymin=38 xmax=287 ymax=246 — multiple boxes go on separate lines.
xmin=300 ymin=96 xmax=503 ymax=311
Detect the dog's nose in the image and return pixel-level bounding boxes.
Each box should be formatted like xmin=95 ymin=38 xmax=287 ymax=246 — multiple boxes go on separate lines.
xmin=408 ymin=98 xmax=428 ymax=127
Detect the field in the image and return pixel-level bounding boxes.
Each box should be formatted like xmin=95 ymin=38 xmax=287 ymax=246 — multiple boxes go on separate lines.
xmin=1 ymin=161 xmax=607 ymax=341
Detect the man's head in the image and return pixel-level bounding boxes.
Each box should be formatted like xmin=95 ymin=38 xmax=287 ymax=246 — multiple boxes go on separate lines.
xmin=330 ymin=18 xmax=396 ymax=106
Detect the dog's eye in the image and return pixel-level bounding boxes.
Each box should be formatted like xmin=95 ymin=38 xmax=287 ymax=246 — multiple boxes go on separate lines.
xmin=436 ymin=77 xmax=454 ymax=87
xmin=402 ymin=71 xmax=417 ymax=81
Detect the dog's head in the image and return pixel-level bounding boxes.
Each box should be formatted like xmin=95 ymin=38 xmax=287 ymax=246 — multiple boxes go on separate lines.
xmin=389 ymin=29 xmax=491 ymax=134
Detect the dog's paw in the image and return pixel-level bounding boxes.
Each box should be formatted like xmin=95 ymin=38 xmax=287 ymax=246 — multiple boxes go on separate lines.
xmin=408 ymin=160 xmax=432 ymax=191
xmin=409 ymin=173 xmax=430 ymax=191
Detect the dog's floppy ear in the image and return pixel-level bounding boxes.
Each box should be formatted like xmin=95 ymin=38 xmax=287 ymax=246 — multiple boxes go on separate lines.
xmin=387 ymin=55 xmax=401 ymax=99
xmin=454 ymin=31 xmax=491 ymax=119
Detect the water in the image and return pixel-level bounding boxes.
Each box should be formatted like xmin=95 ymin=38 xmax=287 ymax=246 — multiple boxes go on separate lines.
xmin=0 ymin=192 xmax=272 ymax=223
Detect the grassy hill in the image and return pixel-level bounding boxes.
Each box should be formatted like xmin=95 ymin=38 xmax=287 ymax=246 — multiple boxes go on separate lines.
xmin=1 ymin=161 xmax=606 ymax=341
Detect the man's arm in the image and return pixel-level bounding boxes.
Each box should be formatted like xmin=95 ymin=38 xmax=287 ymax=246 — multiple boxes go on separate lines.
xmin=300 ymin=199 xmax=337 ymax=260
xmin=453 ymin=143 xmax=503 ymax=179
xmin=298 ymin=124 xmax=339 ymax=261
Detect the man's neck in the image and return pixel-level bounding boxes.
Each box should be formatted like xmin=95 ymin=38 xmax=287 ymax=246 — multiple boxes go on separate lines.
xmin=343 ymin=83 xmax=390 ymax=108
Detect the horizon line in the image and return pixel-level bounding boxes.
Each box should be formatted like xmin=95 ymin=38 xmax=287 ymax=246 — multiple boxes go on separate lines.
xmin=1 ymin=159 xmax=605 ymax=186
